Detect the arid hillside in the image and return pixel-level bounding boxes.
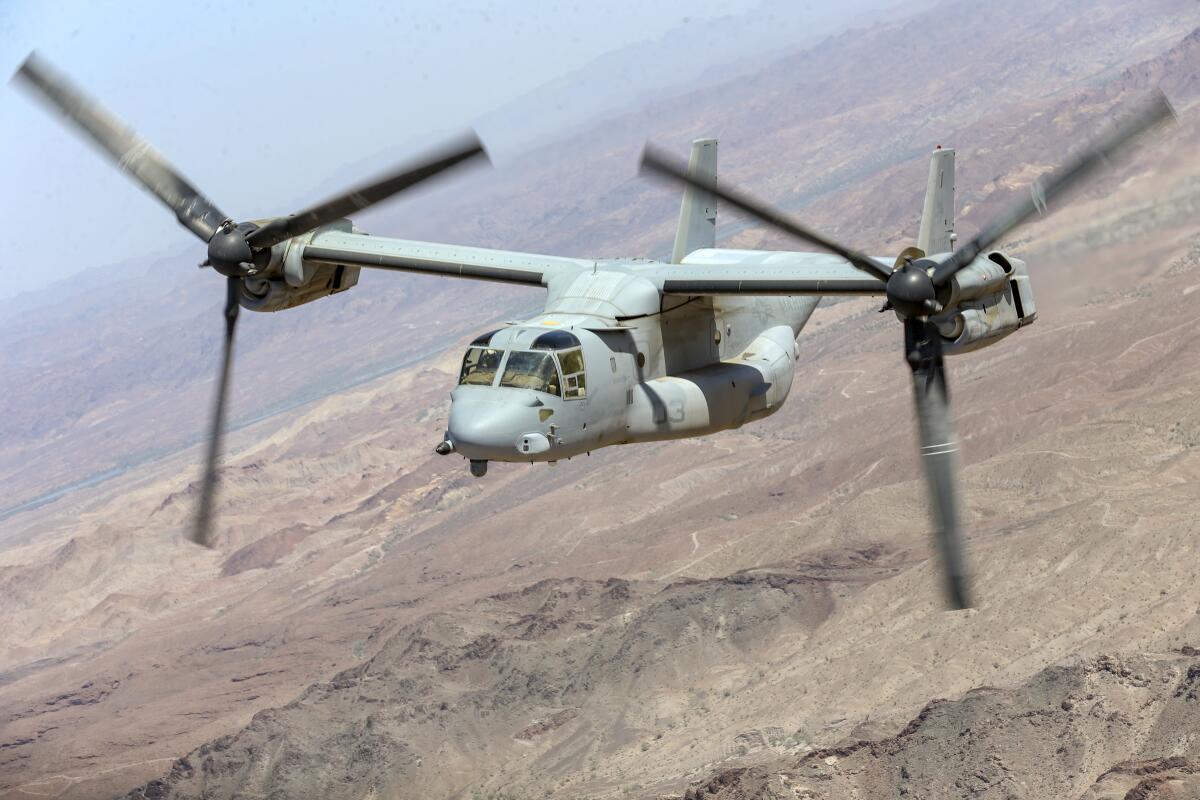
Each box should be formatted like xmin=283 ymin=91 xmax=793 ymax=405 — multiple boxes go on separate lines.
xmin=2 ymin=1 xmax=1200 ymax=798
xmin=670 ymin=651 xmax=1200 ymax=799
xmin=107 ymin=148 xmax=1200 ymax=800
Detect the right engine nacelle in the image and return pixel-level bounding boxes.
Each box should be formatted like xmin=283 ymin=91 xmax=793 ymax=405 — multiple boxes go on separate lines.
xmin=935 ymin=251 xmax=1037 ymax=354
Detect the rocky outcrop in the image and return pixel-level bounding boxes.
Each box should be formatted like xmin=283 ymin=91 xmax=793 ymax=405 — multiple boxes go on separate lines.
xmin=666 ymin=652 xmax=1200 ymax=800
xmin=121 ymin=570 xmax=835 ymax=799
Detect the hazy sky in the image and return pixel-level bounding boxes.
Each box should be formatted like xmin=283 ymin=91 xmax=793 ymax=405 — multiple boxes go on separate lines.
xmin=0 ymin=0 xmax=769 ymax=299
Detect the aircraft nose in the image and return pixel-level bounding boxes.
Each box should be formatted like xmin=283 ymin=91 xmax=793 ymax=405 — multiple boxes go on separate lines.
xmin=447 ymin=392 xmax=539 ymax=460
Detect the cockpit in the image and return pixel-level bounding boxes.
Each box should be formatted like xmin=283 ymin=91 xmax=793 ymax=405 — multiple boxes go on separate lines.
xmin=458 ymin=328 xmax=587 ymax=399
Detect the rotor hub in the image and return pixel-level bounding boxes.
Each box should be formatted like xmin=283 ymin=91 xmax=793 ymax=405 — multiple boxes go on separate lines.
xmin=207 ymin=222 xmax=256 ymax=276
xmin=886 ymin=259 xmax=939 ymax=318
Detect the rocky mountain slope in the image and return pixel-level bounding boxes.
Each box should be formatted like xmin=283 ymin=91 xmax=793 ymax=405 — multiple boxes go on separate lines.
xmin=3 ymin=0 xmax=1200 ymax=798
xmin=121 ymin=571 xmax=836 ymax=799
xmin=672 ymin=651 xmax=1200 ymax=799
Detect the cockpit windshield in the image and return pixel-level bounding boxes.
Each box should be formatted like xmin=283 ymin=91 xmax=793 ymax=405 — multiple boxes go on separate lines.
xmin=500 ymin=351 xmax=561 ymax=396
xmin=459 ymin=347 xmax=505 ymax=386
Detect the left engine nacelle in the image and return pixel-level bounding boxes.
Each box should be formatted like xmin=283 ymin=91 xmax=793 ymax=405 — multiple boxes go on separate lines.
xmin=238 ymin=220 xmax=361 ymax=312
xmin=935 ymin=252 xmax=1037 ymax=354
xmin=240 ymin=264 xmax=361 ymax=312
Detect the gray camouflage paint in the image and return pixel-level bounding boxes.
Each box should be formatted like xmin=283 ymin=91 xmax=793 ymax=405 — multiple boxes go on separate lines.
xmin=258 ymin=143 xmax=1035 ymax=470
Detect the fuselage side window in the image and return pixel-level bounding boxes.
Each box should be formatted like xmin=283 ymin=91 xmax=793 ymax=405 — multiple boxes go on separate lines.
xmin=558 ymin=347 xmax=586 ymax=399
xmin=459 ymin=347 xmax=505 ymax=386
xmin=500 ymin=351 xmax=562 ymax=397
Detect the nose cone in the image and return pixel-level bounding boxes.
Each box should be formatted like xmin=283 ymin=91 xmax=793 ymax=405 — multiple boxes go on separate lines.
xmin=447 ymin=388 xmax=543 ymax=461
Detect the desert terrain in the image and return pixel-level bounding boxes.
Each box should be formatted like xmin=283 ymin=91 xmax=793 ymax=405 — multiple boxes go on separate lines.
xmin=3 ymin=0 xmax=1200 ymax=798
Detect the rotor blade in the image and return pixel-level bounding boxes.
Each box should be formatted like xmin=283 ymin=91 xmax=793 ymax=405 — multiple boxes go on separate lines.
xmin=932 ymin=91 xmax=1176 ymax=285
xmin=13 ymin=52 xmax=229 ymax=242
xmin=248 ymin=134 xmax=489 ymax=249
xmin=640 ymin=144 xmax=892 ymax=283
xmin=191 ymin=277 xmax=241 ymax=547
xmin=905 ymin=318 xmax=971 ymax=609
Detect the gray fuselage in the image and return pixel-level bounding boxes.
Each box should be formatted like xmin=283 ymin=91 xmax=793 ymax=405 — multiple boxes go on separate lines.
xmin=445 ymin=264 xmax=817 ymax=464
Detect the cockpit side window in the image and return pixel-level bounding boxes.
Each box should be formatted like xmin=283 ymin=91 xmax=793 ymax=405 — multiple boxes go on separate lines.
xmin=500 ymin=351 xmax=562 ymax=396
xmin=471 ymin=329 xmax=502 ymax=347
xmin=459 ymin=347 xmax=505 ymax=386
xmin=557 ymin=347 xmax=586 ymax=399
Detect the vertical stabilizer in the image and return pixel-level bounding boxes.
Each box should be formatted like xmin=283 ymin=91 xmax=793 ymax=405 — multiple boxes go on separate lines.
xmin=670 ymin=138 xmax=718 ymax=263
xmin=918 ymin=147 xmax=955 ymax=254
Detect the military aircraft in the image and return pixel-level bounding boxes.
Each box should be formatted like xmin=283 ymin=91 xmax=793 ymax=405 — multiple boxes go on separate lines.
xmin=14 ymin=53 xmax=1173 ymax=609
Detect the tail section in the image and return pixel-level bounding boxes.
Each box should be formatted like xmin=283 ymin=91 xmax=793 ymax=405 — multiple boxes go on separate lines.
xmin=671 ymin=138 xmax=718 ymax=263
xmin=918 ymin=147 xmax=955 ymax=255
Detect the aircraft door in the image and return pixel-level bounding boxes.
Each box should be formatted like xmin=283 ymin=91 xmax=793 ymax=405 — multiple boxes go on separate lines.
xmin=591 ymin=329 xmax=639 ymax=445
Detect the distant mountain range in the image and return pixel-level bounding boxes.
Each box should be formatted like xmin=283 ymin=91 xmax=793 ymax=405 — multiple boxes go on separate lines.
xmin=474 ymin=0 xmax=924 ymax=154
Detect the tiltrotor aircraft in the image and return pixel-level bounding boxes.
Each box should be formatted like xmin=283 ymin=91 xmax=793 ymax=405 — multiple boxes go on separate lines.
xmin=15 ymin=53 xmax=1173 ymax=609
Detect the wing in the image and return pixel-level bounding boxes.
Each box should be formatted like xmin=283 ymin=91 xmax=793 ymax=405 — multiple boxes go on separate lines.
xmin=302 ymin=230 xmax=592 ymax=286
xmin=646 ymin=248 xmax=890 ymax=295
